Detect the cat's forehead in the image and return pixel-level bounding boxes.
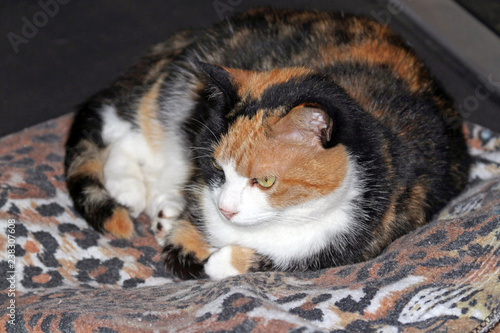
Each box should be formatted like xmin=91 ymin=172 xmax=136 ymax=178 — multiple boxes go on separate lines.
xmin=213 ymin=109 xmax=298 ymax=178
xmin=213 ymin=111 xmax=271 ymax=172
xmin=213 ymin=108 xmax=323 ymax=176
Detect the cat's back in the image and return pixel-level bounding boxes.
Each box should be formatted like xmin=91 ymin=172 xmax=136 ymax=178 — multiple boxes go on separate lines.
xmin=178 ymin=8 xmax=446 ymax=116
xmin=190 ymin=8 xmax=406 ymax=71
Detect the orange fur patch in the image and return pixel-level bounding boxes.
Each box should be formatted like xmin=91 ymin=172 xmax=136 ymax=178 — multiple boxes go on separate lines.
xmin=370 ymin=195 xmax=397 ymax=256
xmin=214 ymin=110 xmax=349 ymax=208
xmin=225 ymin=67 xmax=313 ymax=101
xmin=320 ymin=40 xmax=429 ymax=95
xmin=229 ymin=246 xmax=257 ymax=274
xmin=370 ymin=181 xmax=428 ymax=257
xmin=170 ymin=220 xmax=211 ymax=261
xmin=73 ymin=159 xmax=103 ymax=178
xmin=407 ymin=184 xmax=428 ymax=227
xmin=66 ymin=140 xmax=104 ymax=181
xmin=266 ymin=143 xmax=348 ymax=208
xmin=137 ymin=77 xmax=165 ymax=151
xmin=104 ymin=207 xmax=134 ymax=239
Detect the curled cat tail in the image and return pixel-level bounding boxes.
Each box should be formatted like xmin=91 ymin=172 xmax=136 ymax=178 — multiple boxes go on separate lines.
xmin=65 ymin=102 xmax=134 ymax=239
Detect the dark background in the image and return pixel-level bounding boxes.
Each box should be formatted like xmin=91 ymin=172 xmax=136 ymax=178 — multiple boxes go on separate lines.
xmin=2 ymin=0 xmax=499 ymax=137
xmin=456 ymin=0 xmax=500 ymax=34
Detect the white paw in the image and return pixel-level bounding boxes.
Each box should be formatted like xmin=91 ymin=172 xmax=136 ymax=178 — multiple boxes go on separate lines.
xmin=106 ymin=177 xmax=146 ymax=217
xmin=204 ymin=246 xmax=239 ymax=280
xmin=150 ymin=194 xmax=185 ymax=217
xmin=150 ymin=216 xmax=171 ymax=245
xmin=148 ymin=194 xmax=185 ymax=243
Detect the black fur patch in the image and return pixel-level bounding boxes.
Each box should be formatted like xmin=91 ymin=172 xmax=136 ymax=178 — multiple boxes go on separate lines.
xmin=162 ymin=244 xmax=207 ymax=280
xmin=64 ymin=101 xmax=105 ymax=170
xmin=66 ymin=174 xmax=116 ymax=232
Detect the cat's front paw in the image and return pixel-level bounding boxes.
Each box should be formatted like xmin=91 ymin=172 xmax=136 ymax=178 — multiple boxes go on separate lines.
xmin=204 ymin=246 xmax=256 ymax=280
xmin=149 ymin=195 xmax=185 ymax=244
xmin=205 ymin=246 xmax=240 ymax=279
xmin=151 ymin=212 xmax=174 ymax=245
xmin=106 ymin=177 xmax=147 ymax=217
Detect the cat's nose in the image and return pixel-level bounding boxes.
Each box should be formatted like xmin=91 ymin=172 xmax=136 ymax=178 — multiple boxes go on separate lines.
xmin=219 ymin=208 xmax=237 ymax=220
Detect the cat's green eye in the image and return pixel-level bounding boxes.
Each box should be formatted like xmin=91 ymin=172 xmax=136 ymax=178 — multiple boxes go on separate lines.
xmin=256 ymin=176 xmax=276 ymax=188
xmin=213 ymin=160 xmax=222 ymax=171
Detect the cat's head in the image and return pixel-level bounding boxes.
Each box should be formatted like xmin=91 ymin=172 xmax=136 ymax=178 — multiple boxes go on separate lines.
xmin=194 ymin=61 xmax=362 ymax=227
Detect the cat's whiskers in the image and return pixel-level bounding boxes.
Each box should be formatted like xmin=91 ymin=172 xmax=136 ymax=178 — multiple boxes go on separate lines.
xmin=233 ymin=212 xmax=277 ymax=225
xmin=190 ymin=154 xmax=213 ymax=161
xmin=190 ymin=118 xmax=219 ymax=143
xmin=274 ymin=212 xmax=321 ymax=225
xmin=188 ymin=146 xmax=213 ymax=152
xmin=184 ymin=184 xmax=206 ymax=194
xmin=188 ymin=146 xmax=214 ymax=158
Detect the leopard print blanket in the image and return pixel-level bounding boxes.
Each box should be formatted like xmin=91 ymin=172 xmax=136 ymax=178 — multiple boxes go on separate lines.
xmin=1 ymin=114 xmax=499 ymax=332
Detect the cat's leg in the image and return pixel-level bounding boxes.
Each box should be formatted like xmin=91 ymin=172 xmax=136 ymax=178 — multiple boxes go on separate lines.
xmin=103 ymin=137 xmax=148 ymax=219
xmin=162 ymin=218 xmax=272 ymax=279
xmin=141 ymin=143 xmax=191 ymax=244
xmin=204 ymin=245 xmax=272 ymax=280
xmin=147 ymin=189 xmax=185 ymax=244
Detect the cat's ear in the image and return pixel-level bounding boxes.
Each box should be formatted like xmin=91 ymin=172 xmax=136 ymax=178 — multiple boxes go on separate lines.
xmin=194 ymin=60 xmax=238 ymax=104
xmin=269 ymin=104 xmax=334 ymax=148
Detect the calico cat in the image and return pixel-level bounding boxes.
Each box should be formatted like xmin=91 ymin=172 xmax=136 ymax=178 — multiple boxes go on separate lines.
xmin=65 ymin=8 xmax=470 ymax=280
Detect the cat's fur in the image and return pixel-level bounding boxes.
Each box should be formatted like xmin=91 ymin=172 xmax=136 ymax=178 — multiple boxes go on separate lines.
xmin=65 ymin=8 xmax=470 ymax=279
